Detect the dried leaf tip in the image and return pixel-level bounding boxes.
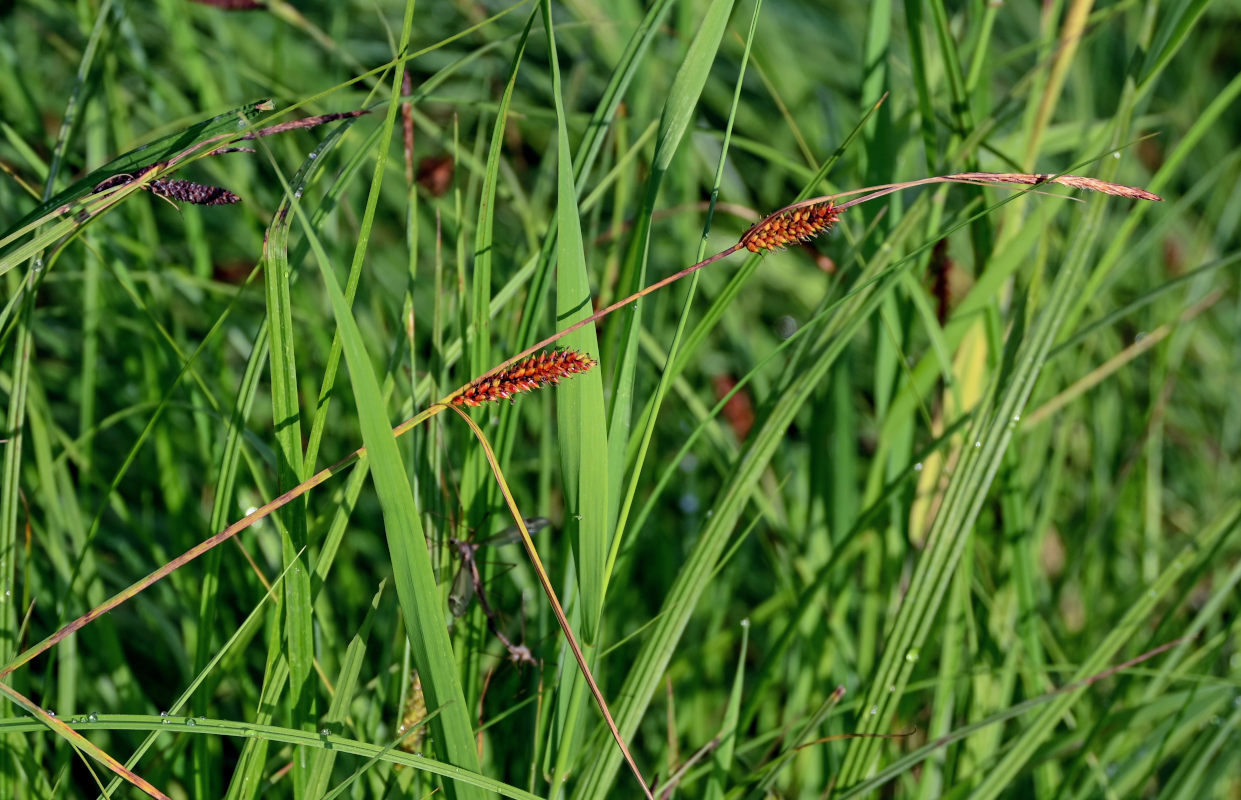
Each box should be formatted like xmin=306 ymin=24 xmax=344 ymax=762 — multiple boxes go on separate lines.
xmin=741 ymin=201 xmax=841 ymax=253
xmin=949 ymin=172 xmax=1163 ymax=202
xmin=452 ymin=349 xmax=597 ymax=407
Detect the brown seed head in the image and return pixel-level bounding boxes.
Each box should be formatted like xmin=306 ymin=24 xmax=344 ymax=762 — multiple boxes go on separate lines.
xmin=453 ymin=349 xmax=597 ymax=407
xmin=149 ymin=178 xmax=241 ymax=206
xmin=91 ymin=166 xmax=241 ymax=206
xmin=741 ymin=201 xmax=841 ymax=253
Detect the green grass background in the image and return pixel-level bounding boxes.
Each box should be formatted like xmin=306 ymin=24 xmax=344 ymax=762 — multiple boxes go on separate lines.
xmin=1 ymin=0 xmax=1239 ymax=797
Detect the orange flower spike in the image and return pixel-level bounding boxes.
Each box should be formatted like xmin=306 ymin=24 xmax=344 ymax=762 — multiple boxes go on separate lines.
xmin=741 ymin=200 xmax=841 ymax=253
xmin=452 ymin=349 xmax=598 ymax=406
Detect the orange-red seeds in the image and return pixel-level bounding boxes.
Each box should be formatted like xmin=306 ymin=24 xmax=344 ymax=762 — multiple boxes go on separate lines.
xmin=452 ymin=349 xmax=597 ymax=407
xmin=741 ymin=201 xmax=841 ymax=253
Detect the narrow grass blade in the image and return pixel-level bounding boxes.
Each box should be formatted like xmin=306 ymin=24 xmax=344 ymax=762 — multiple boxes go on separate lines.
xmin=604 ymin=0 xmax=736 ymax=584
xmin=313 ymin=231 xmax=484 ymax=799
xmin=260 ymin=139 xmax=315 ymax=798
xmin=542 ymin=0 xmax=609 ymax=647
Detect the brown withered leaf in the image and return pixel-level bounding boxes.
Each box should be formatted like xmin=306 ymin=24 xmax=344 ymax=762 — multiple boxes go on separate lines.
xmin=417 ymin=155 xmax=454 ymax=197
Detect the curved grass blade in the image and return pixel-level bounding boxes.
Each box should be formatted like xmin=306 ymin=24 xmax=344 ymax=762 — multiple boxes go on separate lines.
xmin=0 ymin=715 xmax=543 ymax=800
xmin=0 ymin=682 xmax=170 ymax=799
xmin=541 ymin=0 xmax=609 ymax=648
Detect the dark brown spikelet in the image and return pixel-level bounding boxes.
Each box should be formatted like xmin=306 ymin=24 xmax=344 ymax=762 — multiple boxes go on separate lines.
xmin=741 ymin=201 xmax=841 ymax=253
xmin=453 ymin=349 xmax=597 ymax=407
xmin=149 ymin=179 xmax=241 ymax=206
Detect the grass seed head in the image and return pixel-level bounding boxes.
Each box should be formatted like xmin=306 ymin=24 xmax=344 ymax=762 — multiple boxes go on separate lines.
xmin=453 ymin=349 xmax=597 ymax=407
xmin=149 ymin=179 xmax=241 ymax=206
xmin=741 ymin=201 xmax=841 ymax=253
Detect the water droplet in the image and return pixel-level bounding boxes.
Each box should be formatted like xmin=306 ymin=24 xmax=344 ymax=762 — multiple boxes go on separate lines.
xmin=974 ymin=441 xmax=982 ymax=448
xmin=705 ymin=509 xmax=713 ymax=518
xmin=293 ymin=189 xmax=303 ymax=199
xmin=88 ymin=712 xmax=99 ymax=722
xmin=888 ymin=685 xmax=896 ymax=693
xmin=1012 ymin=414 xmax=1020 ymax=422
xmin=869 ymin=705 xmax=878 ymax=716
xmin=245 ymin=728 xmax=256 ymax=737
xmin=1135 ymin=332 xmax=1148 ymax=343
xmin=1113 ymin=152 xmax=1121 ymax=159
xmin=905 ymin=649 xmax=920 ymax=662
xmin=308 ymin=152 xmax=317 ymax=159
xmin=320 ymin=728 xmax=331 ymax=736
xmin=160 ymin=710 xmax=169 ymax=717
xmin=185 ymin=718 xmax=196 ymax=726
xmin=740 ymin=618 xmax=750 ymax=628
xmin=913 ymin=462 xmax=923 ymax=472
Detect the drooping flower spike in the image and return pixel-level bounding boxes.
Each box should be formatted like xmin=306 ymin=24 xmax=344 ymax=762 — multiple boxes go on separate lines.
xmin=452 ymin=349 xmax=597 ymax=407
